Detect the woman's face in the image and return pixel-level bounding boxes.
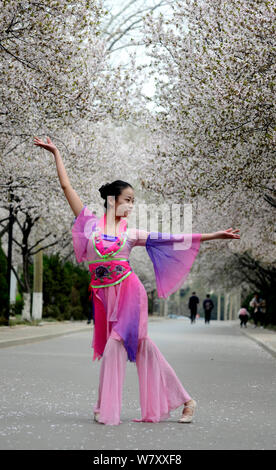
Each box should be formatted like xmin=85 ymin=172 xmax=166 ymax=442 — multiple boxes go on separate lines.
xmin=117 ymin=187 xmax=135 ymax=217
xmin=107 ymin=186 xmax=135 ymax=218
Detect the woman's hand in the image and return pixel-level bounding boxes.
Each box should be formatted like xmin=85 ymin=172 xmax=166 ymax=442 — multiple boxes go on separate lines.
xmin=33 ymin=136 xmax=83 ymax=216
xmin=33 ymin=136 xmax=58 ymax=154
xmin=215 ymin=228 xmax=240 ymax=240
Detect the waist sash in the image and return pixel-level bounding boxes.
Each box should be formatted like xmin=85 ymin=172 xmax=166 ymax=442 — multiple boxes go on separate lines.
xmin=88 ymin=258 xmax=139 ymax=362
xmin=88 ymin=258 xmax=133 ymax=290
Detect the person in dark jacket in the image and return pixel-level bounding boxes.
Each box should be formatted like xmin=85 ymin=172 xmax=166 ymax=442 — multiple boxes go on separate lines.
xmin=203 ymin=294 xmax=214 ymax=324
xmin=188 ymin=292 xmax=199 ymax=324
xmin=87 ymin=290 xmax=95 ymax=325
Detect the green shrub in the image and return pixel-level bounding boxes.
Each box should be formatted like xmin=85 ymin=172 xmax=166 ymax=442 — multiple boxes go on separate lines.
xmin=9 ymin=298 xmax=24 ymax=316
xmin=66 ymin=305 xmax=85 ymax=321
xmin=42 ymin=253 xmax=90 ymax=321
xmin=43 ymin=304 xmax=61 ymax=319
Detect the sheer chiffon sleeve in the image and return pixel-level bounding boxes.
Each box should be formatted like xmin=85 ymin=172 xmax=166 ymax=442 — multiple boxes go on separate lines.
xmin=128 ymin=228 xmax=149 ymax=247
xmin=145 ymin=231 xmax=202 ymax=298
xmin=71 ymin=205 xmax=98 ymax=263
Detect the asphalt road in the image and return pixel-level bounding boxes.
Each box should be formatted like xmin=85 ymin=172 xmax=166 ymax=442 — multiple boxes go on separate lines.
xmin=0 ymin=318 xmax=275 ymax=450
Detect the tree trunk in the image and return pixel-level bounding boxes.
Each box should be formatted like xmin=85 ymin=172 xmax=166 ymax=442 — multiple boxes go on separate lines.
xmin=22 ymin=291 xmax=31 ymax=321
xmin=32 ymin=247 xmax=43 ymax=320
xmin=217 ymin=292 xmax=221 ymax=321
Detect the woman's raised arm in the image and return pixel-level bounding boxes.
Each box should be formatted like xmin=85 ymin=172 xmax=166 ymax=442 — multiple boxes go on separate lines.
xmin=201 ymin=228 xmax=240 ymax=241
xmin=33 ymin=136 xmax=84 ymax=217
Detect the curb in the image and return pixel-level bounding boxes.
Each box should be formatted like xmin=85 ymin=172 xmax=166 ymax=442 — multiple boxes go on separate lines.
xmin=0 ymin=316 xmax=163 ymax=349
xmin=240 ymin=329 xmax=276 ymax=359
xmin=0 ymin=325 xmax=92 ymax=349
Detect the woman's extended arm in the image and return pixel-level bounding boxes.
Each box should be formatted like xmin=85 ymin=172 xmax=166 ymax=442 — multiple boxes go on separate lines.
xmin=201 ymin=228 xmax=240 ymax=241
xmin=33 ymin=136 xmax=84 ymax=217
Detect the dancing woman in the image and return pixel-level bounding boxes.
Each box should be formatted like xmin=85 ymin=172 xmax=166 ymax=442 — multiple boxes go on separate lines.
xmin=34 ymin=136 xmax=240 ymax=425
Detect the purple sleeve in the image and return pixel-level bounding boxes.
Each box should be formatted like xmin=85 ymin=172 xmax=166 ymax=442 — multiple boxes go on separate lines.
xmin=71 ymin=205 xmax=98 ymax=263
xmin=146 ymin=231 xmax=202 ymax=298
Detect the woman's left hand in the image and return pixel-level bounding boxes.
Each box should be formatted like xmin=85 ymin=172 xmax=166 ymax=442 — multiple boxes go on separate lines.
xmin=216 ymin=228 xmax=240 ymax=239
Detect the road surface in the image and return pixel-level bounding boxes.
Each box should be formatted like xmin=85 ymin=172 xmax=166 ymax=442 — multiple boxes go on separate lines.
xmin=0 ymin=318 xmax=275 ymax=450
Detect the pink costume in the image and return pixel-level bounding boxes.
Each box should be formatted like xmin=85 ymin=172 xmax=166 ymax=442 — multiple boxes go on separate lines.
xmin=239 ymin=308 xmax=248 ymax=315
xmin=72 ymin=205 xmax=201 ymax=425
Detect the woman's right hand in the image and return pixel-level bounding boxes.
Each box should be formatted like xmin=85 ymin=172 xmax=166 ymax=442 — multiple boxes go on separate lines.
xmin=33 ymin=136 xmax=58 ymax=154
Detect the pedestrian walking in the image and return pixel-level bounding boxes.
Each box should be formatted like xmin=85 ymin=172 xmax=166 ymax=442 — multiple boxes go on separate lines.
xmin=203 ymin=294 xmax=214 ymax=324
xmin=238 ymin=307 xmax=249 ymax=328
xmin=188 ymin=292 xmax=199 ymax=324
xmin=33 ymin=136 xmax=241 ymax=426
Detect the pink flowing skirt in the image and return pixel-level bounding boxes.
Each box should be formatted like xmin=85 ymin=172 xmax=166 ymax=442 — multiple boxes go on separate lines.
xmin=92 ymin=275 xmax=192 ymax=425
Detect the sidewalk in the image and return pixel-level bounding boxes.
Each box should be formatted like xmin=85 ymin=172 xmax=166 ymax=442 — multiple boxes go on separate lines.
xmin=239 ymin=323 xmax=276 ymax=358
xmin=0 ymin=315 xmax=164 ymax=349
xmin=0 ymin=320 xmax=91 ymax=349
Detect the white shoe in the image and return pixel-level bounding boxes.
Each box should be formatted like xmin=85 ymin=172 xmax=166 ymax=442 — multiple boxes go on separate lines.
xmin=178 ymin=399 xmax=197 ymax=423
xmin=94 ymin=412 xmax=100 ymax=422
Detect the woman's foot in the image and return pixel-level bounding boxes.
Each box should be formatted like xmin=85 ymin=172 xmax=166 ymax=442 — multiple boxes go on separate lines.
xmin=94 ymin=412 xmax=100 ymax=422
xmin=178 ymin=399 xmax=197 ymax=423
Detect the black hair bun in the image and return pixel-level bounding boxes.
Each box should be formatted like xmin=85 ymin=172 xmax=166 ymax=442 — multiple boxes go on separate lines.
xmin=99 ymin=183 xmax=110 ymax=199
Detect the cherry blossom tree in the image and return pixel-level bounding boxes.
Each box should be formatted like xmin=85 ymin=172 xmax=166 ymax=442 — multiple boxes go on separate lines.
xmin=129 ymin=0 xmax=276 ymax=298
xmin=0 ymin=0 xmax=144 ymax=320
xmin=100 ymin=0 xmax=171 ymax=54
xmin=139 ymin=0 xmax=275 ymax=202
xmin=1 ymin=0 xmax=275 ymax=323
